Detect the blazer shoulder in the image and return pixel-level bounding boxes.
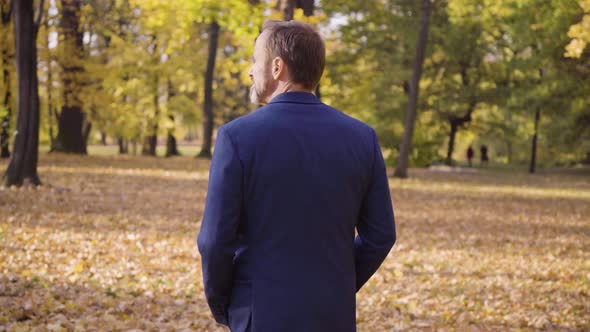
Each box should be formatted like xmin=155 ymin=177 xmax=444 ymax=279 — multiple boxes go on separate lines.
xmin=217 ymin=107 xmax=268 ymax=135
xmin=323 ymin=104 xmax=376 ymax=136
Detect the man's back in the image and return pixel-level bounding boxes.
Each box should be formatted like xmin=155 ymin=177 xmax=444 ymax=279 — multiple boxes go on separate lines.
xmin=198 ymin=92 xmax=396 ymax=332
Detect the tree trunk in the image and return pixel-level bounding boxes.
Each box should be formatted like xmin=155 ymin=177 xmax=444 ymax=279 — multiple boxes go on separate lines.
xmin=529 ymin=69 xmax=544 ymax=174
xmin=142 ymin=37 xmax=159 ymax=156
xmin=117 ymin=137 xmax=127 ymax=154
xmin=4 ymin=0 xmax=43 ymax=186
xmin=0 ymin=52 xmax=11 ymax=158
xmin=1 ymin=0 xmax=13 ymax=158
xmin=166 ymin=125 xmax=179 ymax=157
xmin=394 ymin=0 xmax=431 ymax=178
xmin=445 ymin=122 xmax=458 ymax=166
xmin=82 ymin=119 xmax=91 ymax=146
xmin=529 ymin=109 xmax=540 ymax=174
xmin=54 ymin=0 xmax=86 ymax=154
xmin=141 ymin=136 xmax=156 ymax=156
xmin=43 ymin=7 xmax=56 ymax=151
xmin=46 ymin=69 xmax=55 ymax=150
xmin=100 ymin=131 xmax=106 ymax=145
xmin=165 ymin=78 xmax=180 ymax=157
xmin=197 ymin=21 xmax=219 ymax=159
xmin=444 ymin=102 xmax=476 ymax=166
xmin=140 ymin=138 xmax=148 ymax=155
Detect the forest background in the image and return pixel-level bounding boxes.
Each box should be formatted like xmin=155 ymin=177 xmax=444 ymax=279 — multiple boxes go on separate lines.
xmin=0 ymin=0 xmax=588 ymax=172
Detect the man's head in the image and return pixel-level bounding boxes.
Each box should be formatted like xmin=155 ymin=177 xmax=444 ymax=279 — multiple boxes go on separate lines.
xmin=248 ymin=20 xmax=326 ymax=104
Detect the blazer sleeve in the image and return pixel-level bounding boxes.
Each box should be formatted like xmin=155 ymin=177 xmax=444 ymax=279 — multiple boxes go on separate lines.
xmin=355 ymin=128 xmax=396 ymax=292
xmin=197 ymin=126 xmax=243 ymax=326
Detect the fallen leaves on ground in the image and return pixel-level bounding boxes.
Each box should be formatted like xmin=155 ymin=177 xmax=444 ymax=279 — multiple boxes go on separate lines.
xmin=1 ymin=154 xmax=589 ymax=331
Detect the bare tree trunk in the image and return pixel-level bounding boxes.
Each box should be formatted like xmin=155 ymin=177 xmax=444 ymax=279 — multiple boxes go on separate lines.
xmin=4 ymin=0 xmax=44 ymax=186
xmin=82 ymin=117 xmax=91 ymax=146
xmin=529 ymin=69 xmax=544 ymax=174
xmin=529 ymin=109 xmax=540 ymax=174
xmin=504 ymin=105 xmax=513 ymax=164
xmin=165 ymin=124 xmax=179 ymax=157
xmin=1 ymin=48 xmax=11 ymax=158
xmin=394 ymin=0 xmax=431 ymax=178
xmin=117 ymin=137 xmax=127 ymax=154
xmin=142 ymin=37 xmax=159 ymax=156
xmin=446 ymin=122 xmax=458 ymax=166
xmin=1 ymin=0 xmax=13 ymax=158
xmin=165 ymin=119 xmax=179 ymax=157
xmin=45 ymin=15 xmax=56 ymax=151
xmin=141 ymin=136 xmax=155 ymax=156
xmin=165 ymin=78 xmax=179 ymax=157
xmin=197 ymin=20 xmax=219 ymax=159
xmin=444 ymin=101 xmax=476 ymax=166
xmin=54 ymin=0 xmax=86 ymax=154
xmin=142 ymin=78 xmax=158 ymax=156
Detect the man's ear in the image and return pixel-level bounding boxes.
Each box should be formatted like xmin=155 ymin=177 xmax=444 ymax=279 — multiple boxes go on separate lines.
xmin=272 ymin=57 xmax=285 ymax=80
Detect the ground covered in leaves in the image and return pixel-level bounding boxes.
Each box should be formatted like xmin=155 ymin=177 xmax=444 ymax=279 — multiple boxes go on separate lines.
xmin=1 ymin=154 xmax=589 ymax=331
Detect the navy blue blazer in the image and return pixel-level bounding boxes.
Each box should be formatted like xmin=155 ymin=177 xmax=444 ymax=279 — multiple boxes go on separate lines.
xmin=197 ymin=92 xmax=396 ymax=332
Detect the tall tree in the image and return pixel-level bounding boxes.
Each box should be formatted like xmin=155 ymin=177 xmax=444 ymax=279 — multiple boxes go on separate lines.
xmin=165 ymin=78 xmax=180 ymax=157
xmin=0 ymin=0 xmax=13 ymax=158
xmin=394 ymin=0 xmax=431 ymax=178
xmin=529 ymin=108 xmax=540 ymax=173
xmin=142 ymin=35 xmax=159 ymax=156
xmin=424 ymin=8 xmax=486 ymax=166
xmin=192 ymin=0 xmax=263 ymax=159
xmin=43 ymin=10 xmax=57 ymax=150
xmin=54 ymin=0 xmax=86 ymax=154
xmin=3 ymin=0 xmax=44 ymax=186
xmin=197 ymin=20 xmax=219 ymax=159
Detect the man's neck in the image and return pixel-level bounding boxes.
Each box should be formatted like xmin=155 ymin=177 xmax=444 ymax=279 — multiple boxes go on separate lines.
xmin=267 ymin=82 xmax=313 ymax=102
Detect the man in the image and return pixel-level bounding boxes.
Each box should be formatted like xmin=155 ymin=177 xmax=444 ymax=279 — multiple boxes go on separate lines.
xmin=197 ymin=20 xmax=396 ymax=332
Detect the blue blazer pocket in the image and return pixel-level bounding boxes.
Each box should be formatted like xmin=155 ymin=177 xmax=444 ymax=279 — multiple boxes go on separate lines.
xmin=228 ymin=281 xmax=252 ymax=332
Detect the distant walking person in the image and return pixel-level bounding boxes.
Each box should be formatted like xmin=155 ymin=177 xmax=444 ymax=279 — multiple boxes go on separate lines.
xmin=480 ymin=144 xmax=489 ymax=167
xmin=466 ymin=145 xmax=474 ymax=167
xmin=197 ymin=20 xmax=396 ymax=332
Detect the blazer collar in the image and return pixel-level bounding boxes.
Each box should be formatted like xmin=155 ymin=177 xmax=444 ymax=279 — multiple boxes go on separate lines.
xmin=268 ymin=91 xmax=322 ymax=105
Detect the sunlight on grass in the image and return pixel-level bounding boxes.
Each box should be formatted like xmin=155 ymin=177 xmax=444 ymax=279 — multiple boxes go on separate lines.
xmin=39 ymin=144 xmax=203 ymax=157
xmin=39 ymin=165 xmax=209 ymax=181
xmin=390 ymin=178 xmax=590 ymax=200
